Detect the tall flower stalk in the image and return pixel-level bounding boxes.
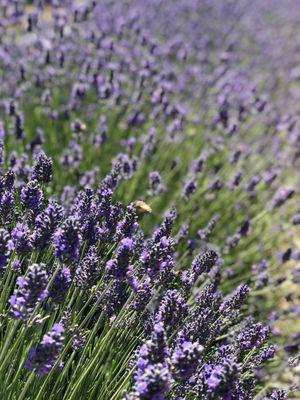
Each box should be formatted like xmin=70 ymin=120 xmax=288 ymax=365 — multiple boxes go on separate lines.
xmin=0 ymin=0 xmax=299 ymax=399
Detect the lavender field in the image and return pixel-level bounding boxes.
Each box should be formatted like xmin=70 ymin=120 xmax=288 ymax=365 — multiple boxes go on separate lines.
xmin=0 ymin=1 xmax=299 ymax=399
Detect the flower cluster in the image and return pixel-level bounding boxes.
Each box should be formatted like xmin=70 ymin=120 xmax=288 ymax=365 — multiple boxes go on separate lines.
xmin=0 ymin=0 xmax=298 ymax=399
xmin=25 ymin=323 xmax=65 ymax=375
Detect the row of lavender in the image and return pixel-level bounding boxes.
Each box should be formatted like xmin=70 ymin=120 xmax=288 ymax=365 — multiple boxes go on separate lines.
xmin=0 ymin=0 xmax=299 ymax=399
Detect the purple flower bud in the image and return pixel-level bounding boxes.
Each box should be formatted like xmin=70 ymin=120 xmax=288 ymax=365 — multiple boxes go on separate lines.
xmin=183 ymin=250 xmax=218 ymax=286
xmin=14 ymin=112 xmax=25 ymax=140
xmin=0 ymin=229 xmax=12 ymax=271
xmin=111 ymin=153 xmax=138 ymax=180
xmin=263 ymin=169 xmax=279 ymax=186
xmin=0 ymin=170 xmax=15 ymax=191
xmin=174 ymin=224 xmax=189 ymax=246
xmin=74 ymin=245 xmax=99 ymax=289
xmin=281 ymin=248 xmax=292 ymax=264
xmin=140 ymin=235 xmax=173 ymax=284
xmin=20 ymin=180 xmax=44 ymax=214
xmin=95 ymin=115 xmax=108 ymax=145
xmin=128 ymin=321 xmax=171 ymax=399
xmin=152 ymin=206 xmax=177 ymax=242
xmin=115 ymin=203 xmax=138 ymax=240
xmin=192 ymin=152 xmax=208 ymax=173
xmin=129 ymin=363 xmax=171 ymax=400
xmin=238 ymin=322 xmax=270 ymax=350
xmin=272 ymin=187 xmax=295 ymax=209
xmin=32 ymin=152 xmax=53 ymax=183
xmin=141 ymin=127 xmax=156 ymax=159
xmin=25 ymin=323 xmax=64 ymax=375
xmin=60 ymin=140 xmax=82 ymax=170
xmin=0 ymin=189 xmax=15 ymax=224
xmin=230 ymin=150 xmax=241 ymax=164
xmin=259 ymin=345 xmax=276 ymax=362
xmin=50 ymin=268 xmax=71 ymax=304
xmin=9 ymin=263 xmax=49 ymax=320
xmin=33 ymin=200 xmax=64 ymax=249
xmin=183 ymin=177 xmax=197 ymax=199
xmin=205 ymin=364 xmax=224 ymax=390
xmin=227 ymin=170 xmax=243 ymax=190
xmin=244 ymin=175 xmax=261 ymax=194
xmin=11 ymin=222 xmax=33 ymax=254
xmin=156 ymin=290 xmax=188 ymax=329
xmin=198 ymin=218 xmax=217 ymax=241
xmin=226 ymin=233 xmax=241 ymax=249
xmin=171 ymin=340 xmax=203 ymax=380
xmin=148 ymin=171 xmax=165 ymax=196
xmin=54 ymin=218 xmax=82 ymax=264
xmin=291 ymin=213 xmax=300 ymax=225
xmin=238 ymin=219 xmax=251 ymax=237
xmin=12 ymin=259 xmax=21 ymax=272
xmin=267 ymin=389 xmax=286 ymax=400
xmin=220 ymin=284 xmax=249 ymax=313
xmin=133 ymin=277 xmax=154 ymax=312
xmin=107 ymin=238 xmax=133 ymax=280
xmin=72 ymin=328 xmax=87 ymax=351
xmin=209 ymin=178 xmax=223 ymax=191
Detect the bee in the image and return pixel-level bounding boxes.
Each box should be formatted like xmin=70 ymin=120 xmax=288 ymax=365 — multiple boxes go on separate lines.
xmin=133 ymin=200 xmax=152 ymax=217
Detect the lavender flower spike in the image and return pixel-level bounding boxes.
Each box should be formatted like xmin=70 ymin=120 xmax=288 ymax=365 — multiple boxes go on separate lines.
xmin=25 ymin=323 xmax=64 ymax=375
xmin=32 ymin=151 xmax=53 ymax=183
xmin=20 ymin=180 xmax=44 ymax=214
xmin=54 ymin=217 xmax=82 ymax=264
xmin=9 ymin=263 xmax=49 ymax=320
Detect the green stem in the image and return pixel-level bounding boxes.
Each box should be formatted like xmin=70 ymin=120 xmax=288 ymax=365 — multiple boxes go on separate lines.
xmin=18 ymin=372 xmax=35 ymax=400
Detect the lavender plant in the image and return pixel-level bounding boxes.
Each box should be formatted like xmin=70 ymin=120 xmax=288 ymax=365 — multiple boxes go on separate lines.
xmin=0 ymin=0 xmax=299 ymax=399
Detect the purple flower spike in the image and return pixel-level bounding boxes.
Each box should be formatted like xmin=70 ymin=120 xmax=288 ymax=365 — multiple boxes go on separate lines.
xmin=11 ymin=222 xmax=33 ymax=254
xmin=0 ymin=229 xmax=12 ymax=271
xmin=32 ymin=151 xmax=53 ymax=183
xmin=272 ymin=187 xmax=295 ymax=209
xmin=115 ymin=203 xmax=138 ymax=240
xmin=74 ymin=245 xmax=99 ymax=289
xmin=25 ymin=323 xmax=64 ymax=375
xmin=9 ymin=263 xmax=49 ymax=321
xmin=50 ymin=268 xmax=72 ymax=304
xmin=54 ymin=218 xmax=82 ymax=264
xmin=268 ymin=389 xmax=286 ymax=400
xmin=106 ymin=238 xmax=133 ymax=280
xmin=20 ymin=180 xmax=44 ymax=214
xmin=171 ymin=340 xmax=203 ymax=380
xmin=128 ymin=320 xmax=171 ymax=399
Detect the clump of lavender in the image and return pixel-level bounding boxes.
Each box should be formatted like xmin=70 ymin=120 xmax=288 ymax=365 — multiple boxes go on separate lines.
xmin=0 ymin=1 xmax=298 ymax=399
